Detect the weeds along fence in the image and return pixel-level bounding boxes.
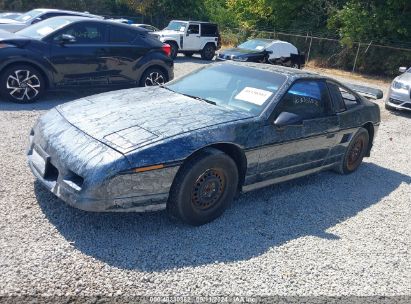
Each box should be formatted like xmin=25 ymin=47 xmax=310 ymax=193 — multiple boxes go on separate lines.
xmin=221 ymin=27 xmax=411 ymax=77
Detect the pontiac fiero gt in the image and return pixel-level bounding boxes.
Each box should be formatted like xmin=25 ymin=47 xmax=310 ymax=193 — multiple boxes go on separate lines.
xmin=28 ymin=62 xmax=382 ymax=225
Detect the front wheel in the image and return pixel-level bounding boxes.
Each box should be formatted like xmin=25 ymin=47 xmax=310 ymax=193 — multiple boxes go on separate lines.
xmin=0 ymin=64 xmax=45 ymax=103
xmin=337 ymin=128 xmax=369 ymax=174
xmin=167 ymin=148 xmax=239 ymax=226
xmin=139 ymin=67 xmax=167 ymax=87
xmin=201 ymin=44 xmax=216 ymax=61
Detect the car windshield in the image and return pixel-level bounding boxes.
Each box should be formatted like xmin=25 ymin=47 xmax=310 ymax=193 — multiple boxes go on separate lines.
xmin=17 ymin=17 xmax=73 ymax=39
xmin=164 ymin=21 xmax=187 ymax=32
xmin=238 ymin=39 xmax=271 ymax=51
xmin=165 ymin=64 xmax=286 ymax=115
xmin=15 ymin=9 xmax=43 ymax=22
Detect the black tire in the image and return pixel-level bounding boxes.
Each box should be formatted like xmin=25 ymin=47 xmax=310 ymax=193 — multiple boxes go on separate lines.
xmin=184 ymin=52 xmax=194 ymax=57
xmin=168 ymin=41 xmax=178 ymax=59
xmin=167 ymin=148 xmax=239 ymax=226
xmin=201 ymin=44 xmax=216 ymax=61
xmin=139 ymin=67 xmax=167 ymax=87
xmin=0 ymin=64 xmax=45 ymax=103
xmin=337 ymin=128 xmax=369 ymax=174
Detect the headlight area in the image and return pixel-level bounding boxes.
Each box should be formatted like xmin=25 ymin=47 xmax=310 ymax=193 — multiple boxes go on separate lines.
xmin=392 ymin=80 xmax=410 ymax=90
xmin=105 ymin=164 xmax=181 ymax=199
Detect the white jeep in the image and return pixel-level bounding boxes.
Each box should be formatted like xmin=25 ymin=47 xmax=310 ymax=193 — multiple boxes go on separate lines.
xmin=155 ymin=20 xmax=221 ymax=60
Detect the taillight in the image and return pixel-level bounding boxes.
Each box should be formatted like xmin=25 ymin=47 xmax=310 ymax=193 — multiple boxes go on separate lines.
xmin=162 ymin=43 xmax=171 ymax=57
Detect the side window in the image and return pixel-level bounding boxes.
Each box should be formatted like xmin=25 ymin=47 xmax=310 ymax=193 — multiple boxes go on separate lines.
xmin=277 ymin=80 xmax=331 ymax=120
xmin=339 ymin=87 xmax=360 ymax=108
xmin=109 ymin=26 xmax=137 ymax=43
xmin=327 ymin=82 xmax=346 ymax=112
xmin=187 ymin=24 xmax=199 ymax=35
xmin=53 ymin=22 xmax=105 ymax=44
xmin=327 ymin=82 xmax=359 ymax=110
xmin=201 ymin=24 xmax=218 ymax=37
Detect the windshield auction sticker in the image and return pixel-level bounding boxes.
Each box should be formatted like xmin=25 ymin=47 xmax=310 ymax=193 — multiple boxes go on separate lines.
xmin=235 ymin=87 xmax=273 ymax=105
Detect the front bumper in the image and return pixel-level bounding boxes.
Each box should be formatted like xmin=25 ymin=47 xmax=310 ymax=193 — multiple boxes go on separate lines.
xmin=386 ymin=87 xmax=411 ymax=111
xmin=27 ymin=109 xmax=179 ymax=212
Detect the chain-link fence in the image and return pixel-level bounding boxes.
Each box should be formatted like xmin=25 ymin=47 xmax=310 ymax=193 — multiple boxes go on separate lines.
xmin=220 ymin=27 xmax=411 ymax=77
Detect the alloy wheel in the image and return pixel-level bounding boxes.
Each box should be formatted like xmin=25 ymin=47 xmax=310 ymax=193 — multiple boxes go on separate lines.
xmin=6 ymin=70 xmax=41 ymax=101
xmin=144 ymin=72 xmax=165 ymax=86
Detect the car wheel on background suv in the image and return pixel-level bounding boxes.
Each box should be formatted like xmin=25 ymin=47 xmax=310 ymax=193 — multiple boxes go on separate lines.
xmin=336 ymin=127 xmax=369 ymax=174
xmin=201 ymin=44 xmax=216 ymax=61
xmin=0 ymin=64 xmax=45 ymax=103
xmin=184 ymin=52 xmax=194 ymax=57
xmin=139 ymin=67 xmax=167 ymax=87
xmin=168 ymin=42 xmax=178 ymax=59
xmin=167 ymin=148 xmax=239 ymax=226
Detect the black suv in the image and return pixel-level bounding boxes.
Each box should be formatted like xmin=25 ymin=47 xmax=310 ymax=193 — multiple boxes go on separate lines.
xmin=0 ymin=17 xmax=173 ymax=103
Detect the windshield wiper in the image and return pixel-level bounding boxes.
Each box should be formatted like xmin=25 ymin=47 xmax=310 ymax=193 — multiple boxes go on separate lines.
xmin=180 ymin=93 xmax=217 ymax=105
xmin=159 ymin=86 xmax=217 ymax=105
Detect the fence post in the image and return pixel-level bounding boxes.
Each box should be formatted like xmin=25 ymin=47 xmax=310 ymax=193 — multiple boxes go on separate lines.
xmin=306 ymin=35 xmax=313 ymax=63
xmin=352 ymin=43 xmax=361 ymax=73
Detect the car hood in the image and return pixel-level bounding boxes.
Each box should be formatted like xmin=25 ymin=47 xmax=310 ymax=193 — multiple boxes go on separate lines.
xmin=56 ymin=87 xmax=253 ymax=154
xmin=396 ymin=72 xmax=411 ymax=84
xmin=155 ymin=29 xmax=182 ymax=36
xmin=0 ymin=18 xmax=22 ymax=24
xmin=0 ymin=29 xmax=31 ymax=46
xmin=220 ymin=48 xmax=264 ymax=57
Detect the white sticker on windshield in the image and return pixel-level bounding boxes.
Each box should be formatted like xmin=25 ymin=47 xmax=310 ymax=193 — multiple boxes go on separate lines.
xmin=235 ymin=87 xmax=273 ymax=105
xmin=255 ymin=45 xmax=265 ymax=50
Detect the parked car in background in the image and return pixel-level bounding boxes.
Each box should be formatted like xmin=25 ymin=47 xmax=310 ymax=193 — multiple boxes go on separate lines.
xmin=0 ymin=8 xmax=102 ymax=32
xmin=132 ymin=23 xmax=159 ymax=32
xmin=155 ymin=20 xmax=221 ymax=60
xmin=0 ymin=16 xmax=173 ymax=103
xmin=0 ymin=12 xmax=23 ymax=20
xmin=385 ymin=66 xmax=411 ymax=111
xmin=217 ymin=39 xmax=305 ymax=69
xmin=28 ymin=62 xmax=382 ymax=225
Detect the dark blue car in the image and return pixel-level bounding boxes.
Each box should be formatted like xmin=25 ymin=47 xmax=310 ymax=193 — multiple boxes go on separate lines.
xmin=28 ymin=62 xmax=382 ymax=225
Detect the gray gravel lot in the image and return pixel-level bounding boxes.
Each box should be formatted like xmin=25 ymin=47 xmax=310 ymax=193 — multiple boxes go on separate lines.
xmin=0 ymin=56 xmax=410 ymax=299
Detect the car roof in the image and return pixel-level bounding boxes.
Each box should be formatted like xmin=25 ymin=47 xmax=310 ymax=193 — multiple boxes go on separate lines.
xmin=216 ymin=61 xmax=326 ymax=81
xmin=34 ymin=8 xmax=102 ymax=18
xmin=46 ymin=16 xmax=148 ymax=32
xmin=170 ymin=20 xmax=217 ymax=25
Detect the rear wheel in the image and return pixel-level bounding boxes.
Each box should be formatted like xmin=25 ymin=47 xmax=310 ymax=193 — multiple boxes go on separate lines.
xmin=184 ymin=52 xmax=194 ymax=57
xmin=139 ymin=67 xmax=167 ymax=87
xmin=201 ymin=44 xmax=216 ymax=61
xmin=167 ymin=148 xmax=238 ymax=226
xmin=337 ymin=128 xmax=369 ymax=174
xmin=0 ymin=64 xmax=45 ymax=103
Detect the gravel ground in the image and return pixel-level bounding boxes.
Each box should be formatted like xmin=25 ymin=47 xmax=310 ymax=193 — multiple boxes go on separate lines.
xmin=0 ymin=56 xmax=410 ymax=301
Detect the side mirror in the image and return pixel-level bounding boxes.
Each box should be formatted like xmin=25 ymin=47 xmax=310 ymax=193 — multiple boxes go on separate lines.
xmin=59 ymin=34 xmax=76 ymax=44
xmin=266 ymin=50 xmax=273 ymax=54
xmin=399 ymin=67 xmax=407 ymax=73
xmin=31 ymin=17 xmax=42 ymax=24
xmin=186 ymin=29 xmax=192 ymax=36
xmin=274 ymin=112 xmax=303 ymax=128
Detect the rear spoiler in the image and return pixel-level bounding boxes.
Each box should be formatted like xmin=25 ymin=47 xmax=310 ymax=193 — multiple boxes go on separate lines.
xmin=344 ymin=83 xmax=384 ymax=100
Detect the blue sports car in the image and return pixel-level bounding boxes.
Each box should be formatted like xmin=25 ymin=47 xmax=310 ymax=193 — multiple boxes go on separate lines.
xmin=28 ymin=62 xmax=382 ymax=225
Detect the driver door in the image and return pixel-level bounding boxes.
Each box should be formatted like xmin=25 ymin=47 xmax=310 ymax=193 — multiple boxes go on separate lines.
xmin=184 ymin=23 xmax=202 ymax=50
xmin=48 ymin=21 xmax=109 ymax=86
xmin=256 ymin=79 xmax=339 ymax=182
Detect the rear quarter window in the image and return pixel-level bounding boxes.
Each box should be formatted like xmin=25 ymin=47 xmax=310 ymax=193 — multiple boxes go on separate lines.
xmin=201 ymin=24 xmax=218 ymax=37
xmin=109 ymin=26 xmax=138 ymax=43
